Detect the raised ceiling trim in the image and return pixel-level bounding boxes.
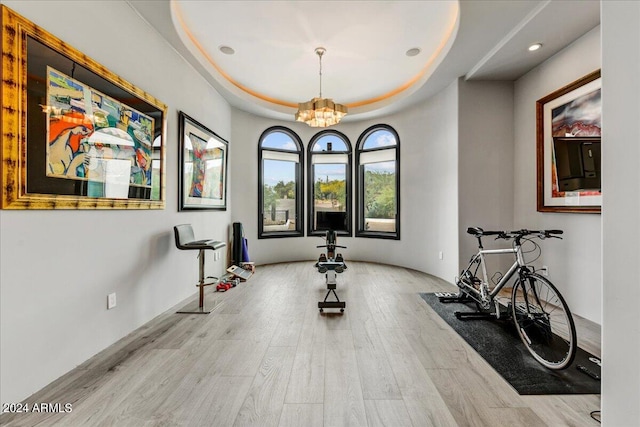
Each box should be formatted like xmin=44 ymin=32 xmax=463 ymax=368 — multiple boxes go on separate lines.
xmin=171 ymin=0 xmax=459 ymax=114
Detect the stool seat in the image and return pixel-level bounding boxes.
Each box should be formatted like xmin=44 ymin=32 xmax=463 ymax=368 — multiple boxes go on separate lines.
xmin=174 ymin=224 xmax=225 ymax=251
xmin=182 ymin=240 xmax=226 ymax=250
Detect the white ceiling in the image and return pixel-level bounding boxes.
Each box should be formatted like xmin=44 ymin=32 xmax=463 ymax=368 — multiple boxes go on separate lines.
xmin=128 ymin=0 xmax=600 ymax=123
xmin=171 ymin=0 xmax=459 ymax=109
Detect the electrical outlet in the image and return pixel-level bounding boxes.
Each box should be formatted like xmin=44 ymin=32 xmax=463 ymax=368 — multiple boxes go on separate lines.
xmin=107 ymin=293 xmax=117 ymax=309
xmin=438 ymin=251 xmax=444 ymax=260
xmin=541 ymin=266 xmax=549 ymax=276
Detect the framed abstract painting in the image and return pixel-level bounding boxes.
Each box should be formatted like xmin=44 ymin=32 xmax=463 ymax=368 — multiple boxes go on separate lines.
xmin=178 ymin=112 xmax=228 ymax=211
xmin=1 ymin=5 xmax=167 ymax=209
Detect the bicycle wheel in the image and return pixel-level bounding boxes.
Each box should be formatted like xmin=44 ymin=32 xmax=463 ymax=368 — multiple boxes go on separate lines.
xmin=511 ymin=273 xmax=577 ymax=370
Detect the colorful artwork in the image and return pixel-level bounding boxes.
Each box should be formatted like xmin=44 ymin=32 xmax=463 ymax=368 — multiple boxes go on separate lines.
xmin=550 ymin=88 xmax=601 ymax=198
xmin=186 ymin=132 xmax=224 ymax=199
xmin=46 ymin=67 xmax=154 ymax=188
xmin=551 ymin=88 xmax=601 ymax=137
xmin=179 ymin=112 xmax=228 ymax=210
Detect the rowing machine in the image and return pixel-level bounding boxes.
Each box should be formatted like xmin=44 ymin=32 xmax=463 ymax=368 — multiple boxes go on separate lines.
xmin=315 ymin=230 xmax=347 ymax=313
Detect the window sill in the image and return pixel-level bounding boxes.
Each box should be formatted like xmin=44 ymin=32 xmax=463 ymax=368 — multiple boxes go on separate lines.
xmin=355 ymin=231 xmax=400 ymax=240
xmin=259 ymin=231 xmax=304 ymax=239
xmin=309 ymin=230 xmax=352 ymax=238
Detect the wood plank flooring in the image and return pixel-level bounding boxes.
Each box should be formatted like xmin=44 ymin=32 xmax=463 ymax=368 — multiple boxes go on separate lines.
xmin=0 ymin=262 xmax=601 ymax=426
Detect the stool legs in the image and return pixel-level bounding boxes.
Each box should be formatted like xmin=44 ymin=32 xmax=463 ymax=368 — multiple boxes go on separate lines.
xmin=177 ymin=249 xmax=212 ymax=314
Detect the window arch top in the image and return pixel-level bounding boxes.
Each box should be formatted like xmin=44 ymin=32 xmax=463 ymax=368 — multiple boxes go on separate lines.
xmin=311 ymin=132 xmax=350 ymax=153
xmin=355 ymin=124 xmax=400 ymax=239
xmin=260 ymin=129 xmax=301 ymax=151
xmin=258 ymin=127 xmax=304 ymax=238
xmin=360 ymin=128 xmax=397 ymax=150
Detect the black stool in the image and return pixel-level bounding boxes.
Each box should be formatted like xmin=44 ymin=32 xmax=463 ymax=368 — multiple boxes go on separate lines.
xmin=174 ymin=224 xmax=226 ymax=314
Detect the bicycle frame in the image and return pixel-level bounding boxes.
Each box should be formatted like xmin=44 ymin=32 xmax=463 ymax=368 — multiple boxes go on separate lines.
xmin=448 ymin=227 xmax=576 ymax=370
xmin=459 ymin=243 xmax=527 ymax=307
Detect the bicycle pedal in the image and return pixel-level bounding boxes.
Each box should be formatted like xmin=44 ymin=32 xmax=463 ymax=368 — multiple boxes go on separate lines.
xmin=435 ymin=292 xmax=458 ymax=298
xmin=577 ymin=365 xmax=600 ymax=381
xmin=588 ymin=356 xmax=602 ymax=367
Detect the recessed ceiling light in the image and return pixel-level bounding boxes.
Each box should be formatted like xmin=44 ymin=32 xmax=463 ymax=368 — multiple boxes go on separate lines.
xmin=528 ymin=43 xmax=542 ymax=52
xmin=406 ymin=47 xmax=421 ymax=57
xmin=219 ymin=45 xmax=235 ymax=55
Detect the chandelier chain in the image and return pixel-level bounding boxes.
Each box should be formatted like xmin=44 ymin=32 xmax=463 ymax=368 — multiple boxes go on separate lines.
xmin=317 ymin=48 xmax=323 ymax=98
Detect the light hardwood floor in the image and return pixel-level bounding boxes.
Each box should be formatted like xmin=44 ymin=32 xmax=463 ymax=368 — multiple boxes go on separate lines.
xmin=1 ymin=262 xmax=601 ymax=426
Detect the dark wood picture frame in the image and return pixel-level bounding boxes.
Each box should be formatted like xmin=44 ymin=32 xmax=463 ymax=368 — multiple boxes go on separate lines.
xmin=1 ymin=6 xmax=167 ymax=209
xmin=178 ymin=112 xmax=228 ymax=211
xmin=536 ymin=70 xmax=601 ymax=213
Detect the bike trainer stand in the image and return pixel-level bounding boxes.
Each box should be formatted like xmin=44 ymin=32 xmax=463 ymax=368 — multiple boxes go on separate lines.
xmin=434 ymin=292 xmax=501 ymax=320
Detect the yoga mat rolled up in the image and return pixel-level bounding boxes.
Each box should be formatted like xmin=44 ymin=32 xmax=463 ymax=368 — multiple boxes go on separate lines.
xmin=241 ymin=237 xmax=250 ymax=262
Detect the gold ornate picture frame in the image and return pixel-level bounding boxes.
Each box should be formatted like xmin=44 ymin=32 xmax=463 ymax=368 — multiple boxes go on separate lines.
xmin=1 ymin=6 xmax=167 ymax=209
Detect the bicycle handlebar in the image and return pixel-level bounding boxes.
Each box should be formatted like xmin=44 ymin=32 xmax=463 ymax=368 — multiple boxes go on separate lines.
xmin=497 ymin=229 xmax=563 ymax=240
xmin=316 ymin=245 xmax=347 ymax=249
xmin=467 ymin=226 xmax=563 ymax=240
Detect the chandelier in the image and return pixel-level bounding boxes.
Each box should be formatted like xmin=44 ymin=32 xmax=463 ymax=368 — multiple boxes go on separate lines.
xmin=295 ymin=47 xmax=347 ymax=128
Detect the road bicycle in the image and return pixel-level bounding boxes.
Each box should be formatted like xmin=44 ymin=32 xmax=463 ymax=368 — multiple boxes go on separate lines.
xmin=439 ymin=227 xmax=577 ymax=370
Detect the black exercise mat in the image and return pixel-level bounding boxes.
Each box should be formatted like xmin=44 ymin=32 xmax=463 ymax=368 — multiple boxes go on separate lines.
xmin=419 ymin=293 xmax=601 ymax=395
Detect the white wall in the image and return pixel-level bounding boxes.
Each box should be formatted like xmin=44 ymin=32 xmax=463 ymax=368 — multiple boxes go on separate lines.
xmin=458 ymin=80 xmax=514 ymax=271
xmin=601 ymin=2 xmax=640 ymax=425
xmin=230 ymin=81 xmax=460 ymax=281
xmin=513 ymin=26 xmax=601 ymax=323
xmin=0 ymin=1 xmax=232 ymax=403
xmin=390 ymin=81 xmax=459 ymax=280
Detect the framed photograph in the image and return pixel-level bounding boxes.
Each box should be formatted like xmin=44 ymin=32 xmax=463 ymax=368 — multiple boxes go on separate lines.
xmin=178 ymin=112 xmax=228 ymax=211
xmin=1 ymin=6 xmax=167 ymax=209
xmin=536 ymin=70 xmax=601 ymax=213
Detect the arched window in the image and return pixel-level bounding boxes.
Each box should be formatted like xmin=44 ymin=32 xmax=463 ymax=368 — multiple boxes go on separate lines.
xmin=258 ymin=127 xmax=304 ymax=238
xmin=308 ymin=130 xmax=352 ymax=236
xmin=355 ymin=125 xmax=400 ymax=239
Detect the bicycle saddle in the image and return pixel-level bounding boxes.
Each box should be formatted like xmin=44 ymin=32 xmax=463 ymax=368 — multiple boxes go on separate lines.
xmin=467 ymin=227 xmax=484 ymax=236
xmin=467 ymin=227 xmax=501 ymax=237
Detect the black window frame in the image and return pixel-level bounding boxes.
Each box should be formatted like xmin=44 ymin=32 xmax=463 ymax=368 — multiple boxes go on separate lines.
xmin=307 ymin=130 xmax=352 ymax=237
xmin=355 ymin=124 xmax=400 ymax=240
xmin=258 ymin=126 xmax=304 ymax=239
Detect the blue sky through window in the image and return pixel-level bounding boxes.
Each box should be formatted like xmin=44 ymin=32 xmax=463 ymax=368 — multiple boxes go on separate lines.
xmin=262 ymin=132 xmax=298 ymax=151
xmin=312 ymin=134 xmax=348 ymax=152
xmin=363 ymin=130 xmax=396 ymax=149
xmin=263 ymin=159 xmax=295 ymax=185
xmin=314 ymin=163 xmax=346 ymax=182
